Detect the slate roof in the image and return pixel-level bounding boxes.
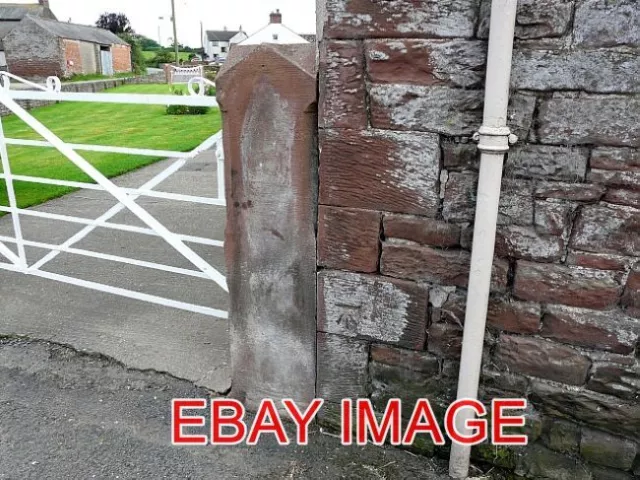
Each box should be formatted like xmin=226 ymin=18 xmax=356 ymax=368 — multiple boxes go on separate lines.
xmin=0 ymin=3 xmax=56 ymax=21
xmin=0 ymin=3 xmax=57 ymax=49
xmin=206 ymin=30 xmax=241 ymax=42
xmin=29 ymin=16 xmax=128 ymax=45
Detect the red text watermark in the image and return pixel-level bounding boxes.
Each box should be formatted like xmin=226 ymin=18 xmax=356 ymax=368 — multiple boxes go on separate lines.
xmin=171 ymin=398 xmax=528 ymax=447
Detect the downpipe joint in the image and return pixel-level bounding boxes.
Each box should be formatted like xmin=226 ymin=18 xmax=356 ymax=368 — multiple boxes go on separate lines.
xmin=472 ymin=126 xmax=518 ymax=154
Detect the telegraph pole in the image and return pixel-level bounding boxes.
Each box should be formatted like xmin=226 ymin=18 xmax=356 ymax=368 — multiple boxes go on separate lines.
xmin=171 ymin=0 xmax=179 ymax=65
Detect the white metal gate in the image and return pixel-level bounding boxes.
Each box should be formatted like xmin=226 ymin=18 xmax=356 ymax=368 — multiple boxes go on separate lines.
xmin=0 ymin=73 xmax=227 ymax=319
xmin=169 ymin=65 xmax=204 ymax=85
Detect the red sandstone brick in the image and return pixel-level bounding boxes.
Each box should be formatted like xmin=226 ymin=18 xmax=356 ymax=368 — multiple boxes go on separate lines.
xmin=494 ymin=225 xmax=565 ymax=263
xmin=487 ymin=300 xmax=542 ymax=334
xmin=319 ymin=129 xmax=441 ymax=216
xmin=604 ymin=188 xmax=640 ymax=209
xmin=534 ymin=200 xmax=575 ymax=236
xmin=570 ymin=205 xmax=640 ymax=257
xmin=383 ymin=214 xmax=460 ymax=248
xmin=514 ymin=261 xmax=623 ymax=310
xmin=588 ymin=361 xmax=640 ymax=401
xmin=587 ymin=169 xmax=640 ymax=190
xmin=318 ymin=270 xmax=428 ymax=350
xmin=319 ymin=40 xmax=367 ymax=129
xmin=370 ymin=345 xmax=439 ymax=374
xmin=364 ymin=39 xmax=485 ymax=88
xmin=566 ymin=252 xmax=631 ymax=271
xmin=381 ymin=243 xmax=509 ymax=291
xmin=540 ymin=305 xmax=640 ymax=355
xmin=542 ymin=305 xmax=640 ymax=354
xmin=622 ymin=268 xmax=640 ymax=317
xmin=438 ymin=291 xmax=542 ymax=334
xmin=427 ymin=322 xmax=463 ymax=359
xmin=534 ymin=182 xmax=606 ymax=202
xmin=590 ymin=147 xmax=640 ymax=171
xmin=494 ymin=335 xmax=591 ymax=386
xmin=318 ymin=206 xmax=381 ymax=273
xmin=323 ymin=0 xmax=478 ymax=39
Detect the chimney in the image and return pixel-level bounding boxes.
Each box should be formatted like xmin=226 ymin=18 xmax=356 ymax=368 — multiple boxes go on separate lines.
xmin=39 ymin=0 xmax=50 ymax=7
xmin=269 ymin=9 xmax=282 ymax=24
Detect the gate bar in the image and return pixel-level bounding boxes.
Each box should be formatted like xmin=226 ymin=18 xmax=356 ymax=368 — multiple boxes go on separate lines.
xmin=0 ymin=173 xmax=226 ymax=206
xmin=3 ymin=90 xmax=219 ymax=107
xmin=4 ymin=138 xmax=195 ymax=159
xmin=0 ymin=235 xmax=211 ymax=280
xmin=0 ymin=261 xmax=228 ymax=319
xmin=0 ymin=206 xmax=224 ymax=248
xmin=0 ymin=116 xmax=26 ymax=267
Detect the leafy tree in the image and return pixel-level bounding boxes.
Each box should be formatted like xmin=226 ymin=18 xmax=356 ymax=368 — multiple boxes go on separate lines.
xmin=138 ymin=36 xmax=161 ymax=51
xmin=96 ymin=13 xmax=134 ymax=34
xmin=148 ymin=50 xmax=175 ymax=68
xmin=118 ymin=33 xmax=145 ymax=74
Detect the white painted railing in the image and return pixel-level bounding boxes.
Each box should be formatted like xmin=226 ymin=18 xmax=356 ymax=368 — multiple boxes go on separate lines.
xmin=0 ymin=73 xmax=227 ymax=319
xmin=188 ymin=76 xmax=216 ymax=96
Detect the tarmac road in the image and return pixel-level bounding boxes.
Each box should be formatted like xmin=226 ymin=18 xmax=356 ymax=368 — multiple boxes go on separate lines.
xmin=0 ymin=338 xmax=450 ymax=480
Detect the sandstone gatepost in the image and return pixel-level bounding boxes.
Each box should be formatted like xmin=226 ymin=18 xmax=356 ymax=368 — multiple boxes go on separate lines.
xmin=220 ymin=1 xmax=639 ymax=478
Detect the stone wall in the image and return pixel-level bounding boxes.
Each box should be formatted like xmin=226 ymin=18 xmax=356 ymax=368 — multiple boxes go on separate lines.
xmin=317 ymin=0 xmax=639 ymax=478
xmin=4 ymin=17 xmax=65 ymax=79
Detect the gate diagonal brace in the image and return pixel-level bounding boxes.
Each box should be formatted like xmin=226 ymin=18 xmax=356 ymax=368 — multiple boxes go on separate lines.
xmin=0 ymin=93 xmax=228 ymax=293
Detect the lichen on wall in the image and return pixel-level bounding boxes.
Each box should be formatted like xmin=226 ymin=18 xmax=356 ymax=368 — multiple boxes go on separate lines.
xmin=317 ymin=0 xmax=640 ymax=477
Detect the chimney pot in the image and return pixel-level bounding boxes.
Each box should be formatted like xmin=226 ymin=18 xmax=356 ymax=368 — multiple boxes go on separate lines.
xmin=269 ymin=9 xmax=282 ymax=24
xmin=39 ymin=0 xmax=50 ymax=7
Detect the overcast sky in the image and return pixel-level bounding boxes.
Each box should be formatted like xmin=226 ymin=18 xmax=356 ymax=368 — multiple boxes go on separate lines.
xmin=5 ymin=0 xmax=316 ymax=47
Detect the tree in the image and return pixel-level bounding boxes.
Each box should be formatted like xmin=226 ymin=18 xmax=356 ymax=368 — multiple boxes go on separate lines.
xmin=138 ymin=36 xmax=161 ymax=51
xmin=118 ymin=33 xmax=145 ymax=74
xmin=96 ymin=13 xmax=133 ymax=35
xmin=148 ymin=50 xmax=175 ymax=68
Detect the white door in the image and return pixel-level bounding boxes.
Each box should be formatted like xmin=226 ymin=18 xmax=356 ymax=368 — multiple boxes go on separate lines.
xmin=100 ymin=49 xmax=113 ymax=76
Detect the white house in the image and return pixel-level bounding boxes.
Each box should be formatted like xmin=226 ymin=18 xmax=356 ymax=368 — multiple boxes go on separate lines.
xmin=239 ymin=10 xmax=308 ymax=46
xmin=203 ymin=27 xmax=247 ymax=60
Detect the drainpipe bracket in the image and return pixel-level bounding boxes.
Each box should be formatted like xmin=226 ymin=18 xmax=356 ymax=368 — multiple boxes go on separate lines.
xmin=473 ymin=126 xmax=516 ymax=154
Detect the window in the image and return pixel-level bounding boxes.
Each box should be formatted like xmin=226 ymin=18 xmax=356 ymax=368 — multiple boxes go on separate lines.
xmin=272 ymin=34 xmax=278 ymax=41
xmin=221 ymin=46 xmax=227 ymax=53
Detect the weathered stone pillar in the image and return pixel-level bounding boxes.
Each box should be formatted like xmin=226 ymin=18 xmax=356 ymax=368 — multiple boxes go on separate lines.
xmin=216 ymin=44 xmax=318 ymax=410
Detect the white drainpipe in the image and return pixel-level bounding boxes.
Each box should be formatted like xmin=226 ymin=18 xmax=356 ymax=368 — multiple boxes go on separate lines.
xmin=448 ymin=1 xmax=519 ymax=478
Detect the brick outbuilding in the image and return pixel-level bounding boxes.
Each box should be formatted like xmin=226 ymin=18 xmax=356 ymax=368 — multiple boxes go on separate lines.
xmin=3 ymin=14 xmax=131 ymax=79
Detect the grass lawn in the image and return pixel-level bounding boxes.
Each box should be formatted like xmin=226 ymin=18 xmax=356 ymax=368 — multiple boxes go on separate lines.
xmin=0 ymin=83 xmax=220 ymax=211
xmin=142 ymin=51 xmax=193 ymax=62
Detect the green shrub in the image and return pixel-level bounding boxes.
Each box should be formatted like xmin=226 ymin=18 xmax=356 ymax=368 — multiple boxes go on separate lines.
xmin=166 ymin=89 xmax=210 ymax=115
xmin=189 ymin=83 xmax=216 ymax=97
